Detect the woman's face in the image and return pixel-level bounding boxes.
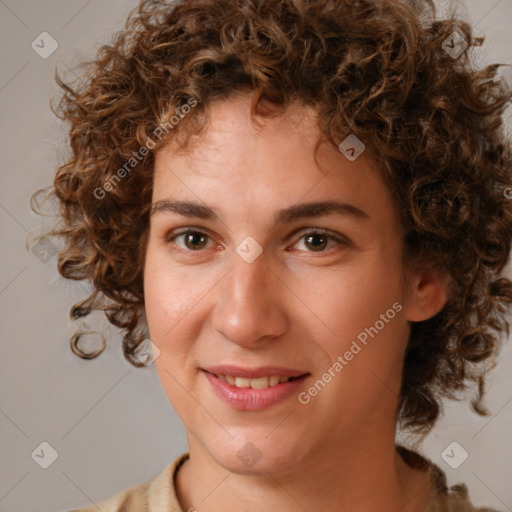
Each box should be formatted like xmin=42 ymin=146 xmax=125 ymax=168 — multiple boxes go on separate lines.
xmin=143 ymin=94 xmax=425 ymax=475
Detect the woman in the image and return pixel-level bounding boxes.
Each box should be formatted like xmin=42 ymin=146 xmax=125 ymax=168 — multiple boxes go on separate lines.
xmin=33 ymin=0 xmax=512 ymax=510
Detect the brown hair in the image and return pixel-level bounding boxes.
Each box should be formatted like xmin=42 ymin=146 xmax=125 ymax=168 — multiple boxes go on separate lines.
xmin=31 ymin=0 xmax=512 ymax=433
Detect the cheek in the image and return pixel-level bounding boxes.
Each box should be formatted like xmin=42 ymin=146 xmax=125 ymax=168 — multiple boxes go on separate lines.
xmin=143 ymin=251 xmax=209 ymax=375
xmin=143 ymin=269 xmax=171 ymax=338
xmin=305 ymin=261 xmax=403 ymax=357
xmin=143 ymin=256 xmax=199 ymax=335
xmin=144 ymin=261 xmax=201 ymax=409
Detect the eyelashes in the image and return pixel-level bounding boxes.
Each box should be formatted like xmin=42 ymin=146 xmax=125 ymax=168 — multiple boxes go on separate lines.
xmin=292 ymin=230 xmax=349 ymax=253
xmin=165 ymin=228 xmax=351 ymax=256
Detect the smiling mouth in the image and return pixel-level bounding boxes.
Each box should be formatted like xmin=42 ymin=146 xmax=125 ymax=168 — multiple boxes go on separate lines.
xmin=204 ymin=371 xmax=309 ymax=390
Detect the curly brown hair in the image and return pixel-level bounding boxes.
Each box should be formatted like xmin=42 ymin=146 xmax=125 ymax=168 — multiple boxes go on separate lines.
xmin=31 ymin=0 xmax=512 ymax=434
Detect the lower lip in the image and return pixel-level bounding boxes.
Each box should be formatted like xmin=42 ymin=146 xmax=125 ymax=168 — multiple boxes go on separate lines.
xmin=203 ymin=371 xmax=309 ymax=411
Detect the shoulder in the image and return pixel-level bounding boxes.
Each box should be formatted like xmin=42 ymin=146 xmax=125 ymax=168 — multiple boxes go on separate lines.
xmin=69 ymin=480 xmax=151 ymax=512
xmin=427 ymin=463 xmax=500 ymax=512
xmin=444 ymin=482 xmax=500 ymax=512
xmin=68 ymin=453 xmax=190 ymax=512
xmin=397 ymin=445 xmax=502 ymax=512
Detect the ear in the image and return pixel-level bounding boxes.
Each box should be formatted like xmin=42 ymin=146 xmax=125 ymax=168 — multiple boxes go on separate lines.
xmin=403 ymin=268 xmax=451 ymax=322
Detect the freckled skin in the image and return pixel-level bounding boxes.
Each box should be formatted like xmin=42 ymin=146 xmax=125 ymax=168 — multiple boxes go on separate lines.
xmin=143 ymin=93 xmax=448 ymax=512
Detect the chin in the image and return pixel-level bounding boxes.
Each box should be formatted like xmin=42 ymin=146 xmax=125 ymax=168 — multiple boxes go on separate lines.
xmin=202 ymin=430 xmax=308 ymax=477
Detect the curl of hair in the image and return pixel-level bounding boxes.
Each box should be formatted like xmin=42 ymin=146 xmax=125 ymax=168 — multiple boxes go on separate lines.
xmin=31 ymin=0 xmax=512 ymax=434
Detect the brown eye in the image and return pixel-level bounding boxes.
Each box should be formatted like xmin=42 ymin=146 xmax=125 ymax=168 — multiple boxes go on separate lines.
xmin=182 ymin=231 xmax=209 ymax=250
xmin=292 ymin=229 xmax=350 ymax=254
xmin=304 ymin=233 xmax=329 ymax=251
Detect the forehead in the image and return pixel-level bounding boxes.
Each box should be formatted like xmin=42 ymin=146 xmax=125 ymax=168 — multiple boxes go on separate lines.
xmin=151 ymin=95 xmax=400 ymax=231
xmin=157 ymin=96 xmax=322 ymax=170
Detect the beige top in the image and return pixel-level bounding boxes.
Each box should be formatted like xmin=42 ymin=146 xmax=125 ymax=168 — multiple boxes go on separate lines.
xmin=70 ymin=447 xmax=500 ymax=512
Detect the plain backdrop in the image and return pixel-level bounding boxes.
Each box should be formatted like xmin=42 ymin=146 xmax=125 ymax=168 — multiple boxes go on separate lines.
xmin=0 ymin=1 xmax=511 ymax=511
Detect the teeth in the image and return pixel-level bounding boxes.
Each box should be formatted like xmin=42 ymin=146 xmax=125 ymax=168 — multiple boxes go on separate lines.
xmin=235 ymin=377 xmax=251 ymax=388
xmin=250 ymin=377 xmax=270 ymax=389
xmin=216 ymin=374 xmax=293 ymax=389
xmin=269 ymin=375 xmax=280 ymax=386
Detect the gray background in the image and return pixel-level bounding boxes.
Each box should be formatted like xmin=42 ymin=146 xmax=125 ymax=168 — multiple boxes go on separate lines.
xmin=0 ymin=1 xmax=511 ymax=511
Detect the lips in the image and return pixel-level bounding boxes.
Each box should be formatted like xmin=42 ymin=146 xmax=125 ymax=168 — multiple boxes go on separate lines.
xmin=202 ymin=365 xmax=310 ymax=410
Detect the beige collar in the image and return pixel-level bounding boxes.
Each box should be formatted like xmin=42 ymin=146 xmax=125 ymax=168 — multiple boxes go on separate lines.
xmin=147 ymin=452 xmax=190 ymax=511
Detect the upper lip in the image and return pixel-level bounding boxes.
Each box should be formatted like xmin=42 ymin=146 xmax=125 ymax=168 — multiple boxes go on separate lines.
xmin=203 ymin=365 xmax=309 ymax=379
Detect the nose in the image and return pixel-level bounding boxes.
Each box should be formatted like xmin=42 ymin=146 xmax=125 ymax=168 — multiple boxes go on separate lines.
xmin=211 ymin=250 xmax=288 ymax=348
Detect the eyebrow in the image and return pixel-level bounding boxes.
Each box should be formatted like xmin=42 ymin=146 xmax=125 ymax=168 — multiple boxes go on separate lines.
xmin=150 ymin=199 xmax=370 ymax=223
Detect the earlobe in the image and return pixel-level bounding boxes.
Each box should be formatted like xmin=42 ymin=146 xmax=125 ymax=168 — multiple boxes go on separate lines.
xmin=403 ymin=269 xmax=451 ymax=322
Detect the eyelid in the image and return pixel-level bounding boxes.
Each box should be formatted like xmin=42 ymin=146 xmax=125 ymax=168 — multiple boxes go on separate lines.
xmin=165 ymin=226 xmax=351 ymax=254
xmin=165 ymin=225 xmax=216 ymax=238
xmin=165 ymin=227 xmax=221 ymax=252
xmin=288 ymin=227 xmax=352 ymax=253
